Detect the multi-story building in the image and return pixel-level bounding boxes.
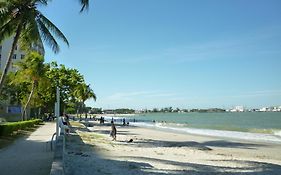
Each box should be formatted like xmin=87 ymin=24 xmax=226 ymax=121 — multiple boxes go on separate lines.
xmin=0 ymin=37 xmax=44 ymax=121
xmin=0 ymin=37 xmax=44 ymax=71
xmin=0 ymin=37 xmax=27 ymax=71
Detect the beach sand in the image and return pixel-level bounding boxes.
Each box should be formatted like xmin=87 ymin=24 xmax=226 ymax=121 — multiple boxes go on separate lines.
xmin=64 ymin=121 xmax=281 ymax=175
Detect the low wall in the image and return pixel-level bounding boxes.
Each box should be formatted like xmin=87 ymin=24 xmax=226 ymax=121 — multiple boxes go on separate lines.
xmin=50 ymin=136 xmax=64 ymax=175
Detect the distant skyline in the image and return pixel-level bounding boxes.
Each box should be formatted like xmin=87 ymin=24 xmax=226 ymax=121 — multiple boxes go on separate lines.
xmin=42 ymin=0 xmax=281 ymax=109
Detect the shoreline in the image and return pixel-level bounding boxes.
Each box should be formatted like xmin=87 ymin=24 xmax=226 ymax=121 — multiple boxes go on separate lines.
xmin=130 ymin=122 xmax=281 ymax=145
xmin=89 ymin=112 xmax=281 ymax=144
xmin=64 ymin=121 xmax=281 ymax=175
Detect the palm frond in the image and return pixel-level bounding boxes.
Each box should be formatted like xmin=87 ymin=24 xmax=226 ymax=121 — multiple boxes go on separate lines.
xmin=0 ymin=18 xmax=19 ymax=43
xmin=35 ymin=0 xmax=49 ymax=6
xmin=0 ymin=9 xmax=10 ymax=26
xmin=0 ymin=1 xmax=8 ymax=8
xmin=36 ymin=17 xmax=60 ymax=53
xmin=79 ymin=0 xmax=89 ymax=12
xmin=19 ymin=17 xmax=42 ymax=51
xmin=37 ymin=11 xmax=69 ymax=46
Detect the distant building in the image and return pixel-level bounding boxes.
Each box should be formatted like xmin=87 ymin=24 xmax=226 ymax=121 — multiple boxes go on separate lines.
xmin=230 ymin=106 xmax=245 ymax=112
xmin=259 ymin=107 xmax=268 ymax=112
xmin=102 ymin=109 xmax=115 ymax=114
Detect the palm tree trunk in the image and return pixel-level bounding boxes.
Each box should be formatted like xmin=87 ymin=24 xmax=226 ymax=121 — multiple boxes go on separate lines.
xmin=22 ymin=81 xmax=36 ymax=121
xmin=79 ymin=102 xmax=82 ymax=121
xmin=0 ymin=23 xmax=23 ymax=93
xmin=83 ymin=101 xmax=87 ymax=119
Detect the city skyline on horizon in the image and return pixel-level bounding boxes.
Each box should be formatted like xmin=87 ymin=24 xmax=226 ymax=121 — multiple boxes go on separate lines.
xmin=41 ymin=0 xmax=281 ymax=109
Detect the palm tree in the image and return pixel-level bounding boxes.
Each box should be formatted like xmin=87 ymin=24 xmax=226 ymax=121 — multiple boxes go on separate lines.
xmin=78 ymin=0 xmax=90 ymax=12
xmin=11 ymin=52 xmax=47 ymax=120
xmin=74 ymin=83 xmax=96 ymax=119
xmin=0 ymin=0 xmax=69 ymax=93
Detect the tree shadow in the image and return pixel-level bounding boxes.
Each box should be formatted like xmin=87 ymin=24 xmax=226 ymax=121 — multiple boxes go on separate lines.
xmin=203 ymin=140 xmax=266 ymax=149
xmin=0 ymin=132 xmax=53 ymax=175
xmin=64 ymin=127 xmax=281 ymax=175
xmin=128 ymin=138 xmax=267 ymax=151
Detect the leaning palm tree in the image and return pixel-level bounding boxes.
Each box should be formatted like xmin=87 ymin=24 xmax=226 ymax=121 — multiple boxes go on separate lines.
xmin=0 ymin=0 xmax=69 ymax=93
xmin=11 ymin=52 xmax=47 ymax=120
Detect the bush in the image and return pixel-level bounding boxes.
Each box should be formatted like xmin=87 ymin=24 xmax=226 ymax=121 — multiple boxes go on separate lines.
xmin=0 ymin=119 xmax=42 ymax=136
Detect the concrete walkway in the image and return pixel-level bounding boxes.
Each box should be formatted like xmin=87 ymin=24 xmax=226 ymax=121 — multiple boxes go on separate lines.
xmin=0 ymin=122 xmax=56 ymax=175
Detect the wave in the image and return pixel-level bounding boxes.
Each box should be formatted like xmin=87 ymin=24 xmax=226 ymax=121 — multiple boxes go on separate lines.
xmin=131 ymin=122 xmax=281 ymax=143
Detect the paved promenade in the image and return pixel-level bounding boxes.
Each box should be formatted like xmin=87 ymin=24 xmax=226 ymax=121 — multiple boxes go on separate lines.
xmin=0 ymin=122 xmax=56 ymax=175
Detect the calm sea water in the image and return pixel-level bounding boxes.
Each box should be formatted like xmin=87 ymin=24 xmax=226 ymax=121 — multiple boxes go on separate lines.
xmin=111 ymin=112 xmax=281 ymax=143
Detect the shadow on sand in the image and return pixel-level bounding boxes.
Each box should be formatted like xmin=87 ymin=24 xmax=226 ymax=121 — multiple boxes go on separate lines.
xmin=130 ymin=138 xmax=267 ymax=150
xmin=64 ymin=124 xmax=281 ymax=175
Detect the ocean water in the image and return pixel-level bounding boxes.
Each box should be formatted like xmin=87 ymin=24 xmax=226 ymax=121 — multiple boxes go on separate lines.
xmin=110 ymin=112 xmax=281 ymax=143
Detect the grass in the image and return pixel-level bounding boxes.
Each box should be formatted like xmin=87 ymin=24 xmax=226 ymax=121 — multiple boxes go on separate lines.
xmin=69 ymin=121 xmax=84 ymax=128
xmin=79 ymin=132 xmax=104 ymax=142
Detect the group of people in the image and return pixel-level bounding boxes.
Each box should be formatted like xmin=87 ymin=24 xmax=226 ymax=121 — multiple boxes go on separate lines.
xmin=58 ymin=113 xmax=118 ymax=141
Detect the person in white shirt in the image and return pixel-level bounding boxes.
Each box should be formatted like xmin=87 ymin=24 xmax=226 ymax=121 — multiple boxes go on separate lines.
xmin=58 ymin=116 xmax=70 ymax=135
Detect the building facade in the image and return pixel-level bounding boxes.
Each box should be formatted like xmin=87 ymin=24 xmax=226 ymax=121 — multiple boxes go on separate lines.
xmin=0 ymin=37 xmax=44 ymax=71
xmin=0 ymin=37 xmax=44 ymax=121
xmin=0 ymin=37 xmax=26 ymax=72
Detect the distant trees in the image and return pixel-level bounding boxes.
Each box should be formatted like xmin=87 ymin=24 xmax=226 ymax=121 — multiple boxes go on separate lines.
xmin=90 ymin=108 xmax=102 ymax=114
xmin=114 ymin=108 xmax=135 ymax=114
xmin=142 ymin=107 xmax=226 ymax=113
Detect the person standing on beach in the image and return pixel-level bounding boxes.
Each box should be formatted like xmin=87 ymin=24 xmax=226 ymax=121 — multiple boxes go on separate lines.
xmin=110 ymin=121 xmax=117 ymax=141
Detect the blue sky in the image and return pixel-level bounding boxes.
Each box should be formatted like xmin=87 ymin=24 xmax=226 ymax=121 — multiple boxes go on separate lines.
xmin=41 ymin=0 xmax=281 ymax=109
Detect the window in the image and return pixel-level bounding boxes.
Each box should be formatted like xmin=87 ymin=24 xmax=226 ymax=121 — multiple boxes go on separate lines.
xmin=0 ymin=45 xmax=2 ymax=52
xmin=0 ymin=54 xmax=1 ymax=61
xmin=21 ymin=54 xmax=25 ymax=59
xmin=13 ymin=54 xmax=16 ymax=59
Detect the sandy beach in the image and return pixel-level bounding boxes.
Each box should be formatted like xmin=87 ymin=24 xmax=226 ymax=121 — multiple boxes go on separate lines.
xmin=64 ymin=121 xmax=281 ymax=175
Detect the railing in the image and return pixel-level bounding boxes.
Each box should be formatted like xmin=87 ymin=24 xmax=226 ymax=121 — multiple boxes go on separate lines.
xmin=50 ymin=132 xmax=56 ymax=151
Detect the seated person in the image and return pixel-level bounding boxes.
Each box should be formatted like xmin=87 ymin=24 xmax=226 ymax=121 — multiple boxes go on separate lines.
xmin=59 ymin=116 xmax=70 ymax=135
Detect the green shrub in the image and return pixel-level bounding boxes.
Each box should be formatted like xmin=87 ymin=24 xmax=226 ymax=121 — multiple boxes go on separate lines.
xmin=0 ymin=119 xmax=42 ymax=136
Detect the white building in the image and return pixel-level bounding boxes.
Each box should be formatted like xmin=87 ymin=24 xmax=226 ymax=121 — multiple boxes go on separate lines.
xmin=0 ymin=37 xmax=44 ymax=121
xmin=230 ymin=106 xmax=245 ymax=112
xmin=0 ymin=37 xmax=44 ymax=71
xmin=0 ymin=37 xmax=26 ymax=71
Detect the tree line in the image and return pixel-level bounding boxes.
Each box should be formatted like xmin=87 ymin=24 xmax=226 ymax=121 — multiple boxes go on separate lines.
xmin=1 ymin=51 xmax=96 ymax=120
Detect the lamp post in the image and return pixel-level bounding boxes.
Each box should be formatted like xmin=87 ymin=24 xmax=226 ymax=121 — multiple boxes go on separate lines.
xmin=55 ymin=86 xmax=60 ymax=139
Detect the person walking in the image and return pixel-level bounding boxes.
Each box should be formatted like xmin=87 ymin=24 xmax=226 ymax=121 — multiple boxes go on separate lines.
xmin=110 ymin=121 xmax=117 ymax=141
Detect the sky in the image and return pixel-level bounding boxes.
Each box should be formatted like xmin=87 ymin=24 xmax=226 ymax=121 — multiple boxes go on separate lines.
xmin=41 ymin=0 xmax=281 ymax=109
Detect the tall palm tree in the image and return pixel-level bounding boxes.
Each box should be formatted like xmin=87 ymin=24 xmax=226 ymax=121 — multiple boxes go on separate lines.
xmin=74 ymin=83 xmax=96 ymax=119
xmin=11 ymin=52 xmax=47 ymax=120
xmin=0 ymin=0 xmax=69 ymax=93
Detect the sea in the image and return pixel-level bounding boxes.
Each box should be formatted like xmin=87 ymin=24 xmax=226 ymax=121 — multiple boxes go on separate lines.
xmin=107 ymin=112 xmax=281 ymax=144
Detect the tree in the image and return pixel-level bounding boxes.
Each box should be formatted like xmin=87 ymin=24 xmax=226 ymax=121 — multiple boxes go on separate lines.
xmin=11 ymin=52 xmax=47 ymax=120
xmin=74 ymin=83 xmax=96 ymax=119
xmin=0 ymin=0 xmax=69 ymax=93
